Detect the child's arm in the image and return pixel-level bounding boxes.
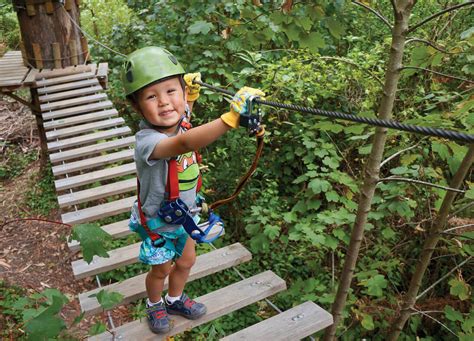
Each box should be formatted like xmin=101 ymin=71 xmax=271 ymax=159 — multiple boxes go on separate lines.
xmin=150 ymin=86 xmax=264 ymax=160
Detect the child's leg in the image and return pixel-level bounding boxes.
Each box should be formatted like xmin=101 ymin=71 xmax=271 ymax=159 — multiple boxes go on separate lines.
xmin=146 ymin=261 xmax=172 ymax=303
xmin=168 ymin=236 xmax=196 ymax=297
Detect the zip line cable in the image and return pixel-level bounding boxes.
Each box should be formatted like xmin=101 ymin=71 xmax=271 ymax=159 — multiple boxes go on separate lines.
xmin=195 ymin=81 xmax=474 ymax=144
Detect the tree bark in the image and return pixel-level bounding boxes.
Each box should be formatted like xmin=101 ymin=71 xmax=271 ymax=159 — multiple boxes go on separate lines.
xmin=29 ymin=87 xmax=48 ymax=171
xmin=14 ymin=0 xmax=87 ymax=69
xmin=387 ymin=144 xmax=474 ymax=340
xmin=323 ymin=1 xmax=416 ymax=339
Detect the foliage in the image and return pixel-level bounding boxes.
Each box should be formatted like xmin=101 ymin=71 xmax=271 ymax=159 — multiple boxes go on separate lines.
xmin=0 ymin=280 xmax=82 ymax=340
xmin=0 ymin=145 xmax=37 ymax=180
xmin=0 ymin=0 xmax=20 ymax=48
xmin=70 ymin=223 xmax=113 ymax=264
xmin=24 ymin=166 xmax=58 ymax=216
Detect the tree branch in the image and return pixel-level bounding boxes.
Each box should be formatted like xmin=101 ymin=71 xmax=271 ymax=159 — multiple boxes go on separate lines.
xmin=378 ymin=177 xmax=466 ymax=193
xmin=406 ymin=38 xmax=457 ymax=54
xmin=408 ymin=2 xmax=474 ymax=34
xmin=401 ymin=66 xmax=474 ymax=84
xmin=444 ymin=223 xmax=474 ymax=234
xmin=410 ymin=307 xmax=458 ymax=336
xmin=416 ymin=256 xmax=472 ymax=300
xmin=449 ymin=201 xmax=474 ymax=218
xmin=380 ymin=140 xmax=424 ymax=168
xmin=351 ymin=1 xmax=392 ymax=30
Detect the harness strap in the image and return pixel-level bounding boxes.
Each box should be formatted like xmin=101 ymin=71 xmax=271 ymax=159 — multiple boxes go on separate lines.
xmin=166 ymin=158 xmax=180 ymax=201
xmin=137 ymin=179 xmax=164 ymax=245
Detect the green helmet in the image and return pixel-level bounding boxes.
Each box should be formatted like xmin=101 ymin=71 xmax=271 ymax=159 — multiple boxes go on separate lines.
xmin=122 ymin=46 xmax=185 ymax=96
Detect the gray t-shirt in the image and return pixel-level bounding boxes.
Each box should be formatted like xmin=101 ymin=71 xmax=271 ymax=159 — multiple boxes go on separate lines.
xmin=132 ymin=120 xmax=200 ymax=232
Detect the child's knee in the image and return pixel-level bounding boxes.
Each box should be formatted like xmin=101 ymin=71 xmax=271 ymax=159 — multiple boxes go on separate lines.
xmin=149 ymin=263 xmax=171 ymax=279
xmin=175 ymin=253 xmax=196 ymax=270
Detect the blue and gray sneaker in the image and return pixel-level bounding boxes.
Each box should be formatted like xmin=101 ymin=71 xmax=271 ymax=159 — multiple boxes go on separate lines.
xmin=165 ymin=293 xmax=207 ymax=320
xmin=146 ymin=301 xmax=171 ymax=333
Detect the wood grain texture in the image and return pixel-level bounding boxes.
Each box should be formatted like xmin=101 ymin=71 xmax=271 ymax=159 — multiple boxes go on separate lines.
xmin=222 ymin=301 xmax=333 ymax=340
xmin=79 ymin=242 xmax=246 ymax=316
xmin=90 ymin=271 xmax=286 ymax=340
xmin=45 ymin=117 xmax=125 ymax=140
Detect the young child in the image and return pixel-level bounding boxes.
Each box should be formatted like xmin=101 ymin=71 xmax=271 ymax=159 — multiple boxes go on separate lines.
xmin=122 ymin=46 xmax=264 ymax=334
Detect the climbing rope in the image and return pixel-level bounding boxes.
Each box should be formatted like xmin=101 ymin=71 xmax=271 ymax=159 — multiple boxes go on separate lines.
xmin=194 ymin=81 xmax=474 ymax=144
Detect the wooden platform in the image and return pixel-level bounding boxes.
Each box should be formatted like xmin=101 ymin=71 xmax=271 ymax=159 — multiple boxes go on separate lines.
xmin=0 ymin=51 xmax=35 ymax=90
xmin=29 ymin=60 xmax=333 ymax=340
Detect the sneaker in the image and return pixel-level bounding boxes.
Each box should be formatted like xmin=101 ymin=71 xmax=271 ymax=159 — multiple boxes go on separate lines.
xmin=146 ymin=301 xmax=171 ymax=333
xmin=165 ymin=293 xmax=207 ymax=320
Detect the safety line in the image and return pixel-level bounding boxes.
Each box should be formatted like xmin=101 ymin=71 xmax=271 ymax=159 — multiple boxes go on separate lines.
xmin=195 ymin=81 xmax=474 ymax=143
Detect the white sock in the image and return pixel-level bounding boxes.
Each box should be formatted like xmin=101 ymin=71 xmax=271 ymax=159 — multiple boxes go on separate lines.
xmin=146 ymin=298 xmax=163 ymax=307
xmin=165 ymin=293 xmax=182 ymax=304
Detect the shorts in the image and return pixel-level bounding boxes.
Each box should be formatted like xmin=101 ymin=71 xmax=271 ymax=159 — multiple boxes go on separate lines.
xmin=138 ymin=227 xmax=189 ymax=265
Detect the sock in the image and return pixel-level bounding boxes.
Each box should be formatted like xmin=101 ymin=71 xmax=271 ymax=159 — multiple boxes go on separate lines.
xmin=146 ymin=298 xmax=163 ymax=307
xmin=165 ymin=293 xmax=182 ymax=304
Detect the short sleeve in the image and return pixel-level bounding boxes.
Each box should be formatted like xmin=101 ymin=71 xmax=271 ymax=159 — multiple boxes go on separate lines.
xmin=135 ymin=128 xmax=169 ymax=166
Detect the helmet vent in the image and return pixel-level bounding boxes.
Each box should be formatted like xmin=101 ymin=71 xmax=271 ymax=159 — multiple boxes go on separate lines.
xmin=168 ymin=55 xmax=178 ymax=65
xmin=125 ymin=61 xmax=133 ymax=82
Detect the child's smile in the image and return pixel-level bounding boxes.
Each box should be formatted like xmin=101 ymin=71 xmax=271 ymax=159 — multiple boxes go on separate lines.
xmin=137 ymin=77 xmax=187 ymax=133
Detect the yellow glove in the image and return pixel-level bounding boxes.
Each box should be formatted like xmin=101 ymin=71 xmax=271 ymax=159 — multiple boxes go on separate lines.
xmin=184 ymin=72 xmax=201 ymax=102
xmin=221 ymin=86 xmax=265 ymax=128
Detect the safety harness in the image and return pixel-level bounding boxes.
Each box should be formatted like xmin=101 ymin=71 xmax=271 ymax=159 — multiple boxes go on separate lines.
xmin=135 ymin=119 xmax=224 ymax=248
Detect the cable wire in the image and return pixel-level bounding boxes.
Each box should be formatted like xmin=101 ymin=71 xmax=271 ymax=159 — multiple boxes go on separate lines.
xmin=196 ymin=81 xmax=474 ymax=143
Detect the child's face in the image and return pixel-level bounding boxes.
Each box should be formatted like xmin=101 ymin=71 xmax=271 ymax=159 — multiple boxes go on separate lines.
xmin=135 ymin=77 xmax=187 ymax=133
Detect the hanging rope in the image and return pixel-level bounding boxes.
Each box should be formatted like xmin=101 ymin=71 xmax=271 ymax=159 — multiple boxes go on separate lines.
xmin=194 ymin=81 xmax=474 ymax=144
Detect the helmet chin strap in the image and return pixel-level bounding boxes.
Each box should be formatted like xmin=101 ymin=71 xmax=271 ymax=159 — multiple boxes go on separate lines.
xmin=147 ymin=116 xmax=184 ymax=134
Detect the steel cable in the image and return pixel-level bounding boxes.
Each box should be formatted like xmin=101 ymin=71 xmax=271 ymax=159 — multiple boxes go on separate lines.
xmin=195 ymin=81 xmax=474 ymax=143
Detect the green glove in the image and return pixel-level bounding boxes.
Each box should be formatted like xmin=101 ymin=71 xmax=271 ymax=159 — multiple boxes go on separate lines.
xmin=221 ymin=86 xmax=265 ymax=128
xmin=184 ymin=72 xmax=201 ymax=101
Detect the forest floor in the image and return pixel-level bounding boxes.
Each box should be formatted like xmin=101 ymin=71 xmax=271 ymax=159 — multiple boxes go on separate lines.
xmin=0 ymin=96 xmax=132 ymax=338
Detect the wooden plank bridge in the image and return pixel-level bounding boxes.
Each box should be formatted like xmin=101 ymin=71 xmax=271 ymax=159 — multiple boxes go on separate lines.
xmin=1 ymin=51 xmax=333 ymax=340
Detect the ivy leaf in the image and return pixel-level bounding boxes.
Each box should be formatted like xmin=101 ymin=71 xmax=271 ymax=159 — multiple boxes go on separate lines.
xmin=71 ymin=223 xmax=112 ymax=264
xmin=326 ymin=17 xmax=345 ymax=39
xmin=365 ymin=274 xmax=388 ymax=297
xmin=299 ymin=31 xmax=326 ymax=53
xmin=444 ymin=306 xmax=463 ymax=322
xmin=89 ymin=290 xmax=124 ymax=310
xmin=449 ymin=278 xmax=471 ymax=300
xmin=188 ymin=21 xmax=214 ymax=35
xmin=361 ymin=313 xmax=375 ymax=330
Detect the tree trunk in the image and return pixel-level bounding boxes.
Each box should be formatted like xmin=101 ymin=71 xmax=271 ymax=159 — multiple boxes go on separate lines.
xmin=323 ymin=1 xmax=416 ymax=339
xmin=387 ymin=144 xmax=474 ymax=340
xmin=13 ymin=0 xmax=88 ymax=69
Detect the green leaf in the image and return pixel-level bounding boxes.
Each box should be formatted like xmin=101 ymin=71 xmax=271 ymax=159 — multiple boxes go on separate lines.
xmin=299 ymin=31 xmax=325 ymax=53
xmin=308 ymin=179 xmax=331 ymax=194
xmin=88 ymin=322 xmax=107 ymax=336
xmin=24 ymin=296 xmax=67 ymax=340
xmin=326 ymin=17 xmax=345 ymax=39
xmin=381 ymin=227 xmax=396 ymax=240
xmin=444 ymin=306 xmax=463 ymax=322
xmin=449 ymin=278 xmax=470 ymax=300
xmin=361 ymin=313 xmax=375 ymax=330
xmin=365 ymin=274 xmax=388 ymax=297
xmin=71 ymin=223 xmax=112 ymax=264
xmin=89 ymin=290 xmax=124 ymax=310
xmin=465 ymin=188 xmax=474 ymax=199
xmin=188 ymin=21 xmax=214 ymax=35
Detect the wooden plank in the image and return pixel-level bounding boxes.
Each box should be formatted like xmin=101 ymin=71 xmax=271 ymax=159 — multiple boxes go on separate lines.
xmin=39 ymin=85 xmax=103 ymax=103
xmin=90 ymin=271 xmax=287 ymax=341
xmin=37 ymin=78 xmax=99 ymax=95
xmin=52 ymin=148 xmax=133 ymax=176
xmin=222 ymin=301 xmax=333 ymax=341
xmin=36 ymin=71 xmax=96 ymax=87
xmin=32 ymin=43 xmax=43 ymax=69
xmin=79 ymin=243 xmax=250 ymax=316
xmin=44 ymin=108 xmax=117 ymax=130
xmin=68 ymin=219 xmax=131 ymax=251
xmin=22 ymin=69 xmax=38 ymax=86
xmin=54 ymin=162 xmax=136 ymax=191
xmin=46 ymin=126 xmax=131 ymax=151
xmin=41 ymin=93 xmax=108 ymax=111
xmin=49 ymin=136 xmax=135 ymax=163
xmin=58 ymin=177 xmax=136 ymax=207
xmin=35 ymin=64 xmax=92 ymax=81
xmin=46 ymin=117 xmax=125 ymax=140
xmin=0 ymin=79 xmax=23 ymax=87
xmin=72 ymin=224 xmax=225 ymax=279
xmin=42 ymin=100 xmax=113 ymax=120
xmin=61 ymin=195 xmax=136 ymax=225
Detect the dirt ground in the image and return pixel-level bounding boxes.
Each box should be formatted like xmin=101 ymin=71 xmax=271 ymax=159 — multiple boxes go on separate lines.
xmin=0 ymin=96 xmax=131 ymax=338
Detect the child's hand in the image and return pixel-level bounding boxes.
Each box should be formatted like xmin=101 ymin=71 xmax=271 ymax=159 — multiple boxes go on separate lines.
xmin=221 ymin=87 xmax=265 ymax=128
xmin=184 ymin=72 xmax=201 ymax=101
